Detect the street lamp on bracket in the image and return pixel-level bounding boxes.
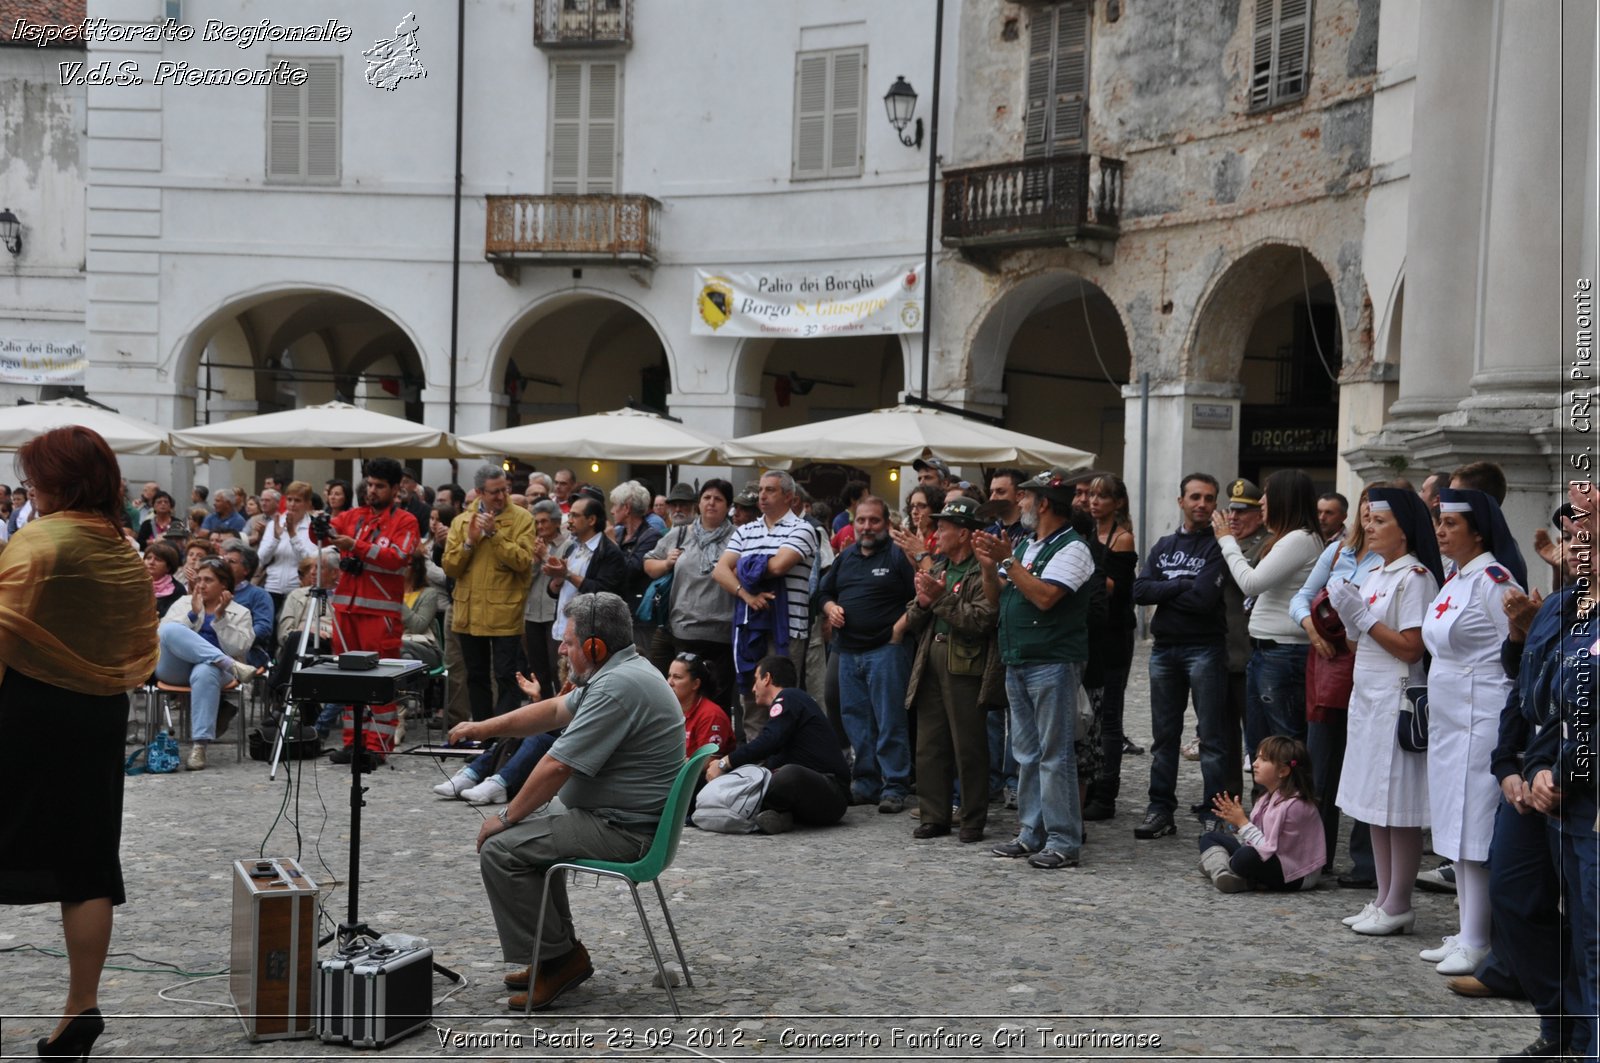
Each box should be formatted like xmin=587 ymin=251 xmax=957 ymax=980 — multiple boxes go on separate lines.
xmin=883 ymin=76 xmax=923 ymax=149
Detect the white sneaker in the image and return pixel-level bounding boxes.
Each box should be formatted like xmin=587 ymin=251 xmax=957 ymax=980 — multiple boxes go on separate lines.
xmin=186 ymin=743 xmax=207 ymax=771
xmin=1434 ymin=943 xmax=1489 ymax=976
xmin=1342 ymin=902 xmax=1378 ymax=928
xmin=1419 ymin=935 xmax=1460 ymax=963
xmin=1352 ymin=907 xmax=1416 ymax=936
xmin=432 ymin=770 xmax=476 ymax=798
xmin=461 ymin=777 xmax=508 ymax=805
xmin=1181 ymin=737 xmax=1200 ymax=762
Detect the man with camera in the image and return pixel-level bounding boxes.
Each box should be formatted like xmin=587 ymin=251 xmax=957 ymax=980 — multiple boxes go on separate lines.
xmin=325 ymin=457 xmax=420 ymax=770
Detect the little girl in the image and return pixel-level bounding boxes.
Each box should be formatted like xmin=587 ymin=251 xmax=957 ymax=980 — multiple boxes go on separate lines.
xmin=1198 ymin=735 xmax=1328 ymax=893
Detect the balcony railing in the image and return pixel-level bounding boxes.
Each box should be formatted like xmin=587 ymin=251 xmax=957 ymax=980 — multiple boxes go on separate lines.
xmin=534 ymin=0 xmax=631 ymax=48
xmin=485 ymin=194 xmax=660 ymax=275
xmin=942 ymin=154 xmax=1123 ymax=252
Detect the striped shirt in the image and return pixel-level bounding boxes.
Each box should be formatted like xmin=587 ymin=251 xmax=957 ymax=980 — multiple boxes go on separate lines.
xmin=723 ymin=513 xmax=817 ymax=641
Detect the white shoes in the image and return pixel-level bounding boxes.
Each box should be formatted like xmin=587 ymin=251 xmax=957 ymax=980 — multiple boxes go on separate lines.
xmin=1352 ymin=907 xmax=1415 ymax=936
xmin=1434 ymin=942 xmax=1489 ymax=976
xmin=186 ymin=742 xmax=207 ymax=771
xmin=432 ymin=770 xmax=475 ymax=798
xmin=1419 ymin=935 xmax=1460 ymax=963
xmin=461 ymin=777 xmax=508 ymax=805
xmin=1342 ymin=902 xmax=1378 ymax=927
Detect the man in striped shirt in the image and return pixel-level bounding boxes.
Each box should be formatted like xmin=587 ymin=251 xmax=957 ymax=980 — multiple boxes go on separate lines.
xmin=714 ymin=470 xmax=817 ymax=740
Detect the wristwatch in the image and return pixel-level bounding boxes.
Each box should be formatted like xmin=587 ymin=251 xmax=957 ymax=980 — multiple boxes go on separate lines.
xmin=998 ymin=557 xmax=1015 ymax=579
xmin=719 ymin=757 xmax=732 ymax=772
xmin=495 ymin=808 xmax=510 ymax=825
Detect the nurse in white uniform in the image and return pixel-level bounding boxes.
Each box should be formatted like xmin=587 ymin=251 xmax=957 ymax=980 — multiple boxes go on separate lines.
xmin=1328 ymin=488 xmax=1444 ymax=937
xmin=1419 ymin=487 xmax=1527 ymax=976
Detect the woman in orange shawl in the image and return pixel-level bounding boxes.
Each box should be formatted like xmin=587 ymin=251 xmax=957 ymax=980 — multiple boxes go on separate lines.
xmin=0 ymin=427 xmax=159 ymax=1059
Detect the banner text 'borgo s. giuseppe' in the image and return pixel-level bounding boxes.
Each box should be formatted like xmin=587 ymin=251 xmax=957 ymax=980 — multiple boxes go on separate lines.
xmin=692 ymin=263 xmax=923 ymax=337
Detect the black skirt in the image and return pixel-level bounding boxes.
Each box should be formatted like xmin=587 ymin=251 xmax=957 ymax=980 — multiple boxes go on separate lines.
xmin=0 ymin=668 xmax=130 ymax=905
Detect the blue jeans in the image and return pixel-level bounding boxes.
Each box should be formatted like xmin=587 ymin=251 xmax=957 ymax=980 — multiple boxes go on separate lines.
xmin=1006 ymin=661 xmax=1083 ymax=857
xmin=467 ymin=733 xmax=557 ymax=793
xmin=1557 ymin=806 xmax=1600 ymax=1059
xmin=988 ymin=710 xmax=1018 ymax=794
xmin=837 ymin=642 xmax=912 ymax=800
xmin=1147 ymin=642 xmax=1229 ymax=817
xmin=1244 ymin=642 xmax=1308 ymax=755
xmin=156 ymin=623 xmax=231 ymax=742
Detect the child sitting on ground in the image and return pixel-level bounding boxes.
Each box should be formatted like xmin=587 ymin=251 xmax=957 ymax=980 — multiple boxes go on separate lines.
xmin=1198 ymin=735 xmax=1326 ymax=893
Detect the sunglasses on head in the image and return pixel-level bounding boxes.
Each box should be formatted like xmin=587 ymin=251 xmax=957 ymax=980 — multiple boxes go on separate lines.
xmin=674 ymin=651 xmax=701 ymax=663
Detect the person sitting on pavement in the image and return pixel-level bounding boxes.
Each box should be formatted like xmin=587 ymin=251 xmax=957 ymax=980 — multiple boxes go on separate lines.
xmin=668 ymin=651 xmax=733 ymax=758
xmin=1198 ymin=735 xmax=1326 ymax=893
xmin=157 ymin=557 xmax=258 ymax=770
xmin=434 ymin=673 xmax=557 ymax=805
xmin=704 ymin=655 xmax=849 ymax=834
xmin=901 ymin=494 xmax=996 ymax=843
xmin=449 ymin=591 xmax=685 ymax=1012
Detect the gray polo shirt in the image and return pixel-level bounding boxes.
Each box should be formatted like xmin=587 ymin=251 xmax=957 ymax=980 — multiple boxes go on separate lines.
xmin=645 ymin=519 xmax=735 ymax=642
xmin=548 ymin=645 xmax=686 ymax=831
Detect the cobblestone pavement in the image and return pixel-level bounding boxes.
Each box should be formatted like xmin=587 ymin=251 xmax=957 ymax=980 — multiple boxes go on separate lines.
xmin=4 ymin=642 xmax=1537 ymax=1061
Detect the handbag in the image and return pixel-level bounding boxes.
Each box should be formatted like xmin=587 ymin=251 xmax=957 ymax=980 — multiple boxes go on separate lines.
xmin=1304 ymin=581 xmax=1355 ymax=724
xmin=636 ymin=527 xmax=687 ymax=631
xmin=126 ymin=729 xmax=180 ymax=775
xmin=1397 ymin=684 xmax=1429 ymax=753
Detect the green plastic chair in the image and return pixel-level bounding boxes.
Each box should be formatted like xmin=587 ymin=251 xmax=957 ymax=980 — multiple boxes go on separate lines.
xmin=525 ymin=743 xmax=717 ymax=1018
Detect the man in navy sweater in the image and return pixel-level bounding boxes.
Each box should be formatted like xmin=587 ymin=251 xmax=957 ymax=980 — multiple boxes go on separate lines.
xmin=1131 ymin=473 xmax=1230 ymax=840
xmin=817 ymin=495 xmax=918 ymax=813
xmin=705 ymin=655 xmax=851 ymax=833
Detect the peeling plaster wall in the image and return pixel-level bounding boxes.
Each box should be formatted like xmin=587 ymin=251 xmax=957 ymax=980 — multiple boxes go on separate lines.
xmin=0 ymin=46 xmax=87 ymax=405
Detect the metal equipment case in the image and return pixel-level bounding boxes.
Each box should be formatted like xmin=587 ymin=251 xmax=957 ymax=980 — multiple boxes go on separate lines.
xmin=229 ymin=857 xmax=318 ymax=1041
xmin=316 ymin=943 xmax=433 ymax=1048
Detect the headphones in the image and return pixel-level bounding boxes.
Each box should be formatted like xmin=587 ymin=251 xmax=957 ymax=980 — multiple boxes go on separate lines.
xmin=583 ymin=637 xmax=608 ymax=665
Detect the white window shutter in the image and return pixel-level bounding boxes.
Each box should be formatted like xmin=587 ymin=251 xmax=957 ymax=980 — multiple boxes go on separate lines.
xmin=304 ymin=60 xmax=339 ymax=179
xmin=585 ymin=62 xmax=618 ymax=193
xmin=1250 ymin=0 xmax=1276 ymax=109
xmin=1050 ymin=2 xmax=1089 ymax=153
xmin=1023 ymin=11 xmax=1053 ymax=157
xmin=794 ymin=53 xmax=829 ymax=178
xmin=1275 ymin=0 xmax=1311 ymax=101
xmin=268 ymin=81 xmax=300 ymax=178
xmin=550 ymin=61 xmax=584 ymax=193
xmin=828 ymin=49 xmax=863 ymax=178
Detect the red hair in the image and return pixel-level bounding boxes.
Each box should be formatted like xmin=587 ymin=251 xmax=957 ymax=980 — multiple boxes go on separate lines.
xmin=17 ymin=425 xmax=125 ymax=525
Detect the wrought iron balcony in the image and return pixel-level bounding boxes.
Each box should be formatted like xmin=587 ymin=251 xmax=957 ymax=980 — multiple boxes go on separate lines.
xmin=534 ymin=0 xmax=631 ymax=48
xmin=485 ymin=194 xmax=660 ymax=280
xmin=942 ymin=154 xmax=1123 ymax=257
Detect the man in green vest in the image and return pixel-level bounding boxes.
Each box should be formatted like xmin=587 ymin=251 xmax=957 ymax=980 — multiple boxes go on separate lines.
xmin=973 ymin=469 xmax=1096 ymax=869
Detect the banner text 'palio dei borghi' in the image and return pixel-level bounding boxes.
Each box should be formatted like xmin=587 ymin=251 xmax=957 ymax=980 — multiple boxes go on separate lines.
xmin=692 ymin=263 xmax=924 ymax=337
xmin=0 ymin=338 xmax=87 ymax=384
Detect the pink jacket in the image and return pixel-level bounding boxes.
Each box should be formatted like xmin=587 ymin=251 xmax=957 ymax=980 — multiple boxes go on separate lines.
xmin=1245 ymin=791 xmax=1326 ymax=884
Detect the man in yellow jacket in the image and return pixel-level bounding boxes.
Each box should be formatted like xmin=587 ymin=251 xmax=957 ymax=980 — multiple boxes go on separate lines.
xmin=443 ymin=465 xmax=538 ymax=720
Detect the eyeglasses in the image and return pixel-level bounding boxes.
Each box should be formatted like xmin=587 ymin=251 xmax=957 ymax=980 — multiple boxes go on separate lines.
xmin=909 ymin=502 xmax=930 ymax=510
xmin=674 ymin=652 xmax=701 ymax=662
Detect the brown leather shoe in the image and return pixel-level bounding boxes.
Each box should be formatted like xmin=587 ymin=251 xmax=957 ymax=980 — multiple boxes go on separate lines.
xmin=958 ymin=827 xmax=986 ymax=844
xmin=1445 ymin=975 xmax=1496 ymax=998
xmin=503 ymin=966 xmax=531 ymax=990
xmin=507 ymin=943 xmax=593 ymax=1011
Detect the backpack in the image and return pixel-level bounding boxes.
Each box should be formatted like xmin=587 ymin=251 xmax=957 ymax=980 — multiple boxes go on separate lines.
xmin=689 ymin=764 xmax=772 ymax=833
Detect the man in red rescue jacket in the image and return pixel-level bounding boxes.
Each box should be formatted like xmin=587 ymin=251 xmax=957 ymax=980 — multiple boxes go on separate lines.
xmin=327 ymin=456 xmax=419 ymax=770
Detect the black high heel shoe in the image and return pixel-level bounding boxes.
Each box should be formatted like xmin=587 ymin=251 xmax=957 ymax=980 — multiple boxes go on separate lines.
xmin=37 ymin=1008 xmax=103 ymax=1060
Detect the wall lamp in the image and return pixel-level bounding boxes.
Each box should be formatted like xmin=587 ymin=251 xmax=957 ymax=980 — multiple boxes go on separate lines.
xmin=0 ymin=209 xmax=20 ymax=256
xmin=883 ymin=76 xmax=922 ymax=148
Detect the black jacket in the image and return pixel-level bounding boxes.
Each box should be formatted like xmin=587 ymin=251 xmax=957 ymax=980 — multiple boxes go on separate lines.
xmin=728 ymin=687 xmax=848 ymax=782
xmin=548 ymin=534 xmax=629 ymax=600
xmin=1131 ymin=526 xmax=1228 ymax=645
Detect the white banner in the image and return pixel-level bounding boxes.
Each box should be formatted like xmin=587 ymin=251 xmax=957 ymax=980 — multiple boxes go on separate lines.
xmin=692 ymin=262 xmax=923 ymax=337
xmin=0 ymin=337 xmax=87 ymax=384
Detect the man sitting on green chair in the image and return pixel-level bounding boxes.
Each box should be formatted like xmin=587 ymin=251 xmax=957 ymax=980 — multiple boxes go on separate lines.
xmin=450 ymin=591 xmax=684 ymax=1011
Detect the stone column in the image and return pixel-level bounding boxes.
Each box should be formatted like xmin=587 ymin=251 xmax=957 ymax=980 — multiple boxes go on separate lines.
xmin=1389 ymin=0 xmax=1495 ymax=422
xmin=1465 ymin=3 xmax=1569 ymax=412
xmin=1121 ymin=379 xmax=1241 ymax=547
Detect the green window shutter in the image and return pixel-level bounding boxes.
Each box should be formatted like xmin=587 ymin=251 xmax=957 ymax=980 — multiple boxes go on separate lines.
xmin=1050 ymin=2 xmax=1089 ymax=153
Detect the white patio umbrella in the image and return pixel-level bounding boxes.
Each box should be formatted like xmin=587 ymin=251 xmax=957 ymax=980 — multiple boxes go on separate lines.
xmin=718 ymin=404 xmax=1096 ymax=469
xmin=458 ymin=407 xmax=724 ymax=465
xmin=168 ymin=401 xmax=461 ymax=459
xmin=0 ymin=397 xmax=179 ymax=455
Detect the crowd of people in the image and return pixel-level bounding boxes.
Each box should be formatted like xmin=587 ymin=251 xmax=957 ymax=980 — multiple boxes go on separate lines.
xmin=0 ymin=433 xmax=1591 ymax=1053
